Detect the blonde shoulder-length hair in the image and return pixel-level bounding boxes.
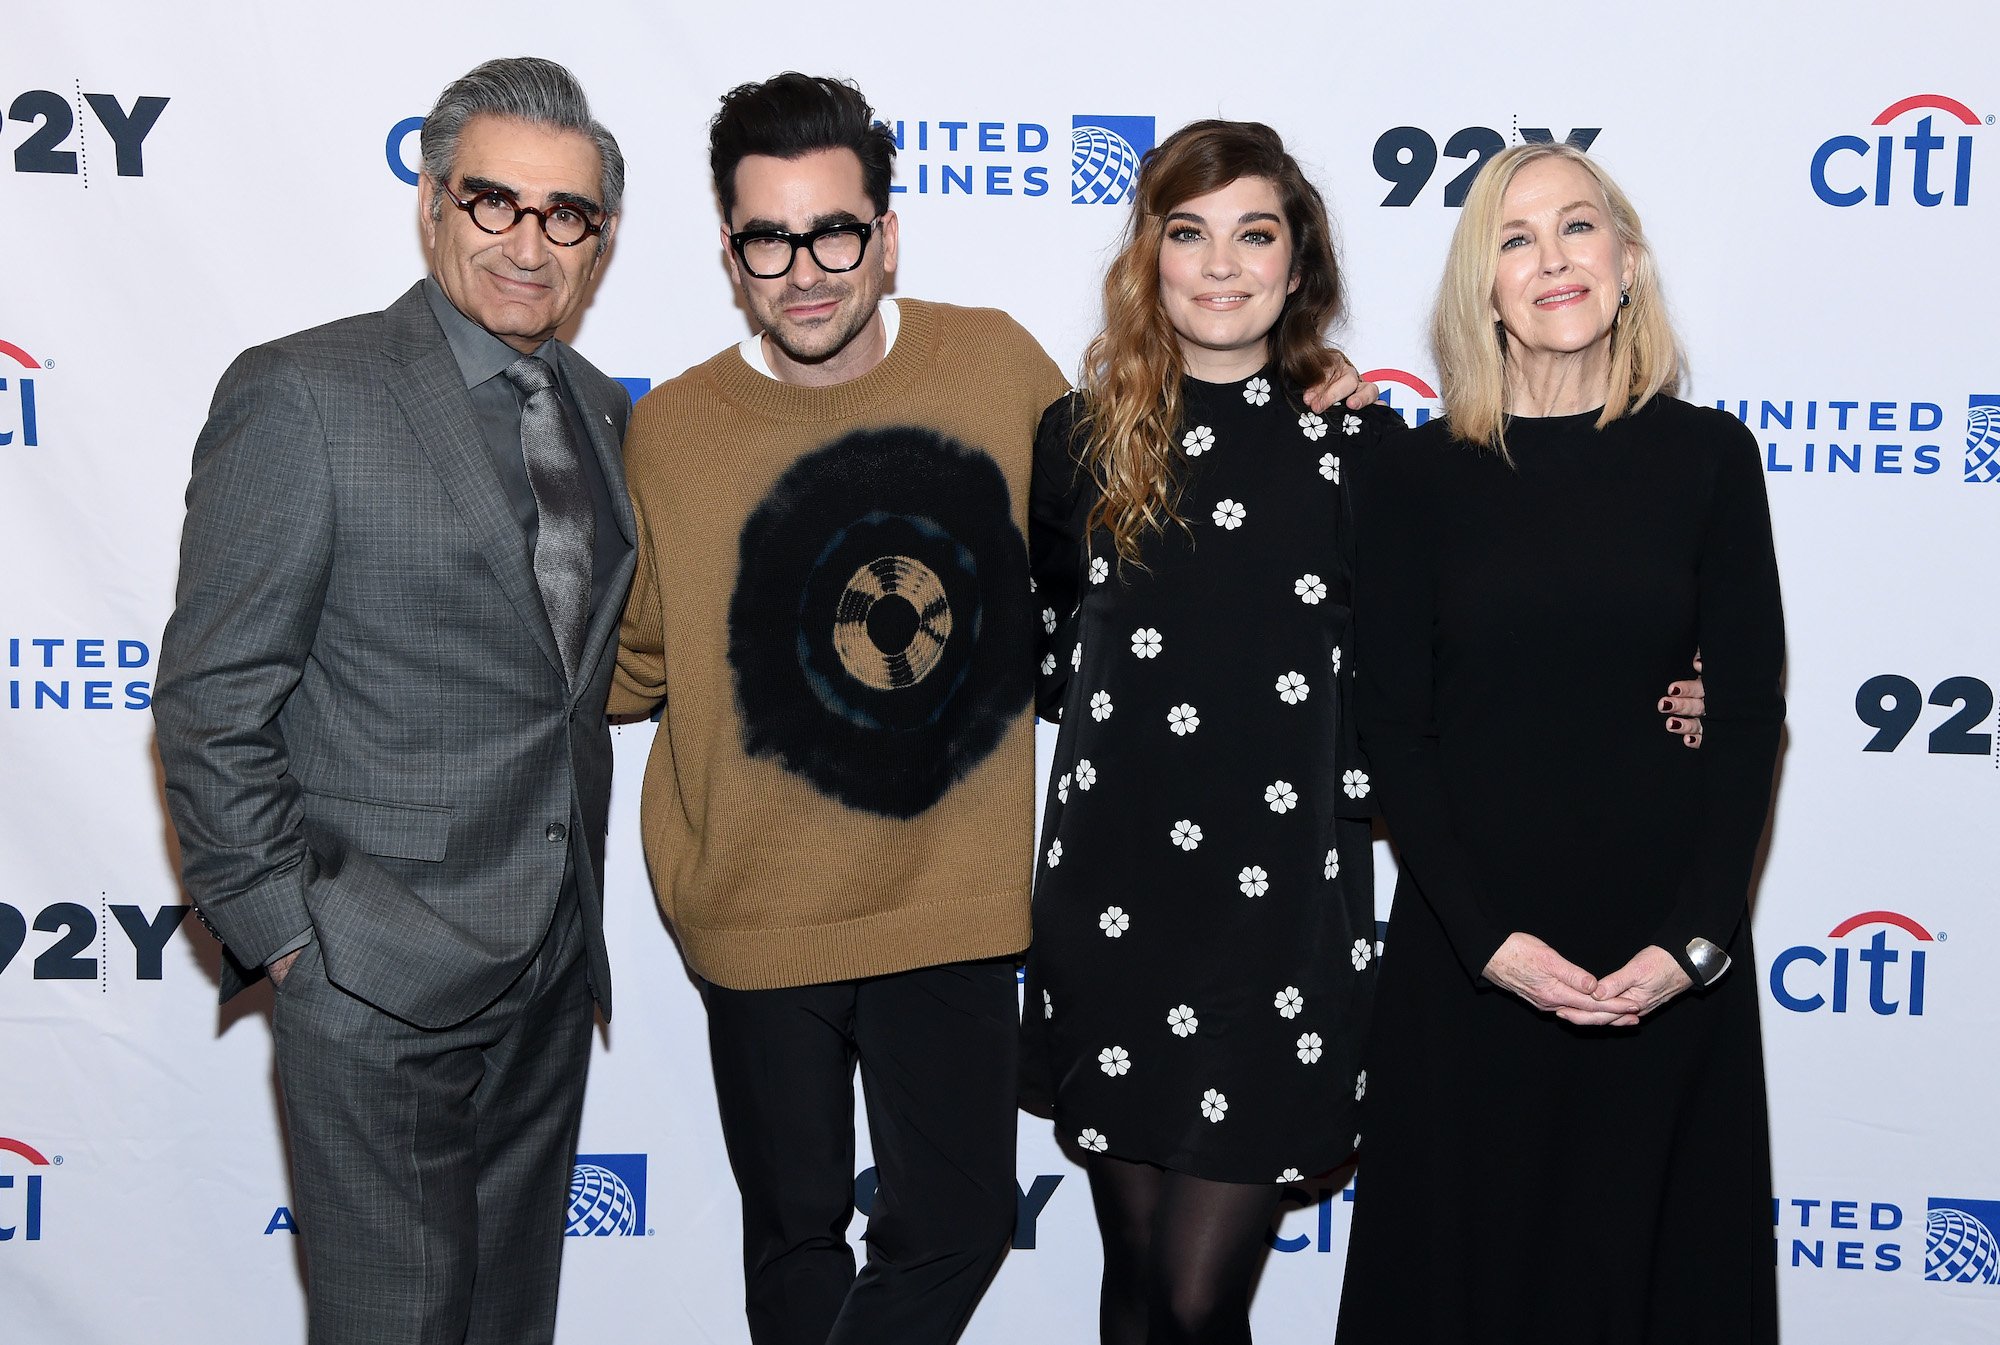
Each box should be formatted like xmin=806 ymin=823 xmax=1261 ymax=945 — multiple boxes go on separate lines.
xmin=1432 ymin=141 xmax=1683 ymax=457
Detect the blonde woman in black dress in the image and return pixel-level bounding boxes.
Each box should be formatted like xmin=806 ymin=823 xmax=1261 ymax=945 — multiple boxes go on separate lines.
xmin=1337 ymin=143 xmax=1783 ymax=1344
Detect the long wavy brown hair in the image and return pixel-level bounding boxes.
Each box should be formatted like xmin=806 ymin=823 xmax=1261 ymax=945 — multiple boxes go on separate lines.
xmin=1077 ymin=120 xmax=1344 ymax=565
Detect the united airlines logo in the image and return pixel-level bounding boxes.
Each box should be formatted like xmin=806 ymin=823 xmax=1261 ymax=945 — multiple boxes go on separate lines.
xmin=1926 ymin=1198 xmax=2000 ymax=1284
xmin=1712 ymin=393 xmax=1999 ymax=482
xmin=1 ymin=339 xmax=44 ymax=448
xmin=1966 ymin=395 xmax=2000 ymax=483
xmin=1071 ymin=116 xmax=1155 ymax=206
xmin=566 ymin=1152 xmax=647 ymax=1237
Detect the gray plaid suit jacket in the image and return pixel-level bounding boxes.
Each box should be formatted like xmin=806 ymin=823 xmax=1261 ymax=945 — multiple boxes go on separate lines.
xmin=156 ymin=282 xmax=636 ymax=1029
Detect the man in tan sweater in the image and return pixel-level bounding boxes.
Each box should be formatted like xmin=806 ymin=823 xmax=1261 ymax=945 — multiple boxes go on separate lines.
xmin=611 ymin=74 xmax=1069 ymax=1344
xmin=614 ymin=74 xmax=1380 ymax=1343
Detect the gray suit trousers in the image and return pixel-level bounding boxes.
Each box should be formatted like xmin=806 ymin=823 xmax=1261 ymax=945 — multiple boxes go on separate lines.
xmin=273 ymin=894 xmax=591 ymax=1345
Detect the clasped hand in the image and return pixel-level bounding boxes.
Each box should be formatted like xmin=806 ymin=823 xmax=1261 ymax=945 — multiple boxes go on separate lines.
xmin=1481 ymin=932 xmax=1693 ymax=1027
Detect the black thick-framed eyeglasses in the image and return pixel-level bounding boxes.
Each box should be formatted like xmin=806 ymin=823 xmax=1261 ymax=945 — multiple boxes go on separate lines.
xmin=440 ymin=182 xmax=607 ymax=247
xmin=728 ymin=219 xmax=880 ymax=279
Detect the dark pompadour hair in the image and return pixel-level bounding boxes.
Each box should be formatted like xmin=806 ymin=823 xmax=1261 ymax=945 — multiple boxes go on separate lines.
xmin=709 ymin=72 xmax=897 ymax=221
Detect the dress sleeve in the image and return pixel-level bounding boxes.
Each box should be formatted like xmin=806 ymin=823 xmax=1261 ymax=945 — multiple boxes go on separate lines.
xmin=1350 ymin=437 xmax=1510 ymax=982
xmin=1333 ymin=405 xmax=1405 ymax=820
xmin=1651 ymin=417 xmax=1786 ymax=977
xmin=1030 ymin=392 xmax=1093 ymax=721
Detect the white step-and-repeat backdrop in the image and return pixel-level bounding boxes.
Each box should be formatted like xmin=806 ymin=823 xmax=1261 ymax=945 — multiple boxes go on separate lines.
xmin=4 ymin=3 xmax=1996 ymax=1340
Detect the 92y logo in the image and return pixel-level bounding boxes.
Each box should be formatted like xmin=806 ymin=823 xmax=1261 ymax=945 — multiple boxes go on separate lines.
xmin=1855 ymin=675 xmax=1994 ymax=755
xmin=5 ymin=90 xmax=169 ymax=176
xmin=0 ymin=902 xmax=189 ymax=980
xmin=1374 ymin=125 xmax=1600 ymax=206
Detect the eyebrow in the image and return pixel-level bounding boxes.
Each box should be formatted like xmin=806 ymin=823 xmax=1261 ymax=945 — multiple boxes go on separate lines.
xmin=460 ymin=175 xmax=604 ymax=216
xmin=1165 ymin=210 xmax=1283 ymax=226
xmin=736 ymin=209 xmax=866 ymax=234
xmin=1500 ymin=201 xmax=1599 ymax=229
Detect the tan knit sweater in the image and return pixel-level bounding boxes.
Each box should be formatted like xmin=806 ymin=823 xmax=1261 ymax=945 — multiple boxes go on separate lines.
xmin=612 ymin=299 xmax=1070 ymax=990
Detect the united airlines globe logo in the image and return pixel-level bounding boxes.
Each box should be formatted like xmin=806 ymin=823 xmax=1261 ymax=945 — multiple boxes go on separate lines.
xmin=565 ymin=1153 xmax=648 ymax=1238
xmin=1925 ymin=1199 xmax=2000 ymax=1283
xmin=1965 ymin=395 xmax=2000 ymax=483
xmin=1071 ymin=116 xmax=1155 ymax=206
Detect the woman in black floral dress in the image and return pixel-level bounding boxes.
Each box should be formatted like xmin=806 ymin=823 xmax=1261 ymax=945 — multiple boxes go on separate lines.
xmin=1020 ymin=119 xmax=1396 ymax=1344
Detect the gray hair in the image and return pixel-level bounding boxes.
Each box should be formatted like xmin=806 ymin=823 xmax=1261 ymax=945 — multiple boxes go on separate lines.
xmin=420 ymin=57 xmax=625 ymax=219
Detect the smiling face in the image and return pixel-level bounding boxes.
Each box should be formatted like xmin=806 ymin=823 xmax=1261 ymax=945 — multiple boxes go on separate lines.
xmin=1156 ymin=175 xmax=1299 ymax=383
xmin=419 ymin=115 xmax=612 ymax=355
xmin=1489 ymin=155 xmax=1635 ymax=394
xmin=724 ymin=147 xmax=898 ymax=387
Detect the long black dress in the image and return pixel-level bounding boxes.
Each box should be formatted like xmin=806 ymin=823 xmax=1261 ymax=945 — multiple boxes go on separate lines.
xmin=1021 ymin=369 xmax=1400 ymax=1184
xmin=1335 ymin=397 xmax=1784 ymax=1343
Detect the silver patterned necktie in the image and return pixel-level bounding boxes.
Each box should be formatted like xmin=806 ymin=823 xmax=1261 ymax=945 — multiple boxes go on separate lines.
xmin=503 ymin=355 xmax=594 ymax=685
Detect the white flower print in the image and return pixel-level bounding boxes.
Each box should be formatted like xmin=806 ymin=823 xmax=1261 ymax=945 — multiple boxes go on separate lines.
xmin=1295 ymin=573 xmax=1328 ymax=605
xmin=1090 ymin=690 xmax=1114 ymax=721
xmin=1075 ymin=759 xmax=1098 ymax=790
xmin=1182 ymin=425 xmax=1215 ymax=456
xmin=1299 ymin=411 xmax=1328 ymax=441
xmin=1072 ymin=641 xmax=1083 ymax=670
xmin=1041 ymin=607 xmax=1057 ymax=635
xmin=1211 ymin=499 xmax=1246 ymax=530
xmin=1324 ymin=848 xmax=1340 ymax=881
xmin=1342 ymin=413 xmax=1362 ymax=436
xmin=1276 ymin=1168 xmax=1303 ymax=1184
xmin=1043 ymin=988 xmax=1053 ymax=1019
xmin=1274 ymin=986 xmax=1304 ymax=1019
xmin=1130 ymin=627 xmax=1163 ymax=659
xmin=1167 ymin=703 xmax=1200 ymax=736
xmin=1039 ymin=652 xmax=1056 ymax=677
xmin=1045 ymin=838 xmax=1063 ymax=868
xmin=1201 ymin=1088 xmax=1229 ymax=1122
xmin=1342 ymin=768 xmax=1371 ymax=799
xmin=1079 ymin=1128 xmax=1109 ymax=1153
xmin=1330 ymin=645 xmax=1343 ymax=674
xmin=1056 ymin=773 xmax=1071 ymax=803
xmin=1238 ymin=865 xmax=1269 ymax=898
xmin=1297 ymin=1032 xmax=1323 ymax=1064
xmin=1264 ymin=780 xmax=1299 ymax=814
xmin=1275 ymin=671 xmax=1309 ymax=705
xmin=1243 ymin=376 xmax=1272 ymax=406
xmin=1354 ymin=1069 xmax=1368 ymax=1101
xmin=1170 ymin=819 xmax=1203 ymax=851
xmin=1350 ymin=937 xmax=1374 ymax=970
xmin=1098 ymin=1045 xmax=1132 ymax=1077
xmin=1354 ymin=1132 xmax=1362 ymax=1150
xmin=1028 ymin=576 xmax=1037 ymax=592
xmin=1168 ymin=1004 xmax=1199 ymax=1037
xmin=1099 ymin=906 xmax=1130 ymax=937
xmin=1089 ymin=555 xmax=1109 ymax=585
xmin=1319 ymin=452 xmax=1341 ymax=483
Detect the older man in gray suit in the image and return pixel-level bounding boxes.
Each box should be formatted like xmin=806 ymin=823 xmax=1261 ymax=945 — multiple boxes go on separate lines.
xmin=154 ymin=57 xmax=634 ymax=1344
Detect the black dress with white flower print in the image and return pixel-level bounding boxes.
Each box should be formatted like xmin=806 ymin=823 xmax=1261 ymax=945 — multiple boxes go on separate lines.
xmin=1021 ymin=372 xmax=1402 ymax=1184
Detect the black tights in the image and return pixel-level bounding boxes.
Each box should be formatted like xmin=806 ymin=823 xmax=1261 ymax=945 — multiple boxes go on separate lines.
xmin=1086 ymin=1153 xmax=1283 ymax=1345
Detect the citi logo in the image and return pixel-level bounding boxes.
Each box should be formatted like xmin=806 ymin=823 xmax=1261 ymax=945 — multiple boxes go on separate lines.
xmin=1768 ymin=910 xmax=1937 ymax=1016
xmin=1363 ymin=368 xmax=1440 ymax=429
xmin=1811 ymin=93 xmax=1986 ymax=207
xmin=1 ymin=1137 xmax=55 ymax=1243
xmin=1 ymin=339 xmax=43 ymax=448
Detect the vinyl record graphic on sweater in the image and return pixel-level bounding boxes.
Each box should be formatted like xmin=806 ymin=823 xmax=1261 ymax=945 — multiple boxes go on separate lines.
xmin=730 ymin=425 xmax=1032 ymax=817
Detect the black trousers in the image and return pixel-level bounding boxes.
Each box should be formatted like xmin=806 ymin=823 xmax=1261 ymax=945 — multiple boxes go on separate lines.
xmin=703 ymin=957 xmax=1021 ymax=1345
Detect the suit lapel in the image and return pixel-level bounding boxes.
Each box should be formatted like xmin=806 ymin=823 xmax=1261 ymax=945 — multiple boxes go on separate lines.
xmin=381 ymin=284 xmax=566 ymax=681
